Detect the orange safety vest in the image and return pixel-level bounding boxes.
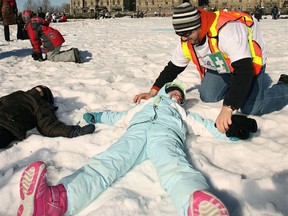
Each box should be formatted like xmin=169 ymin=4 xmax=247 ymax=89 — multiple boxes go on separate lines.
xmin=182 ymin=11 xmax=263 ymax=79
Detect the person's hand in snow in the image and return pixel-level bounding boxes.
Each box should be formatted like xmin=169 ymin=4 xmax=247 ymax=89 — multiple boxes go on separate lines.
xmin=68 ymin=124 xmax=95 ymax=138
xmin=215 ymin=105 xmax=233 ymax=133
xmin=133 ymin=89 xmax=159 ymax=104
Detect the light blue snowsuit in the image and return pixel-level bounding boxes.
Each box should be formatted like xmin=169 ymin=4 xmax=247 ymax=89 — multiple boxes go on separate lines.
xmin=59 ymin=84 xmax=229 ymax=216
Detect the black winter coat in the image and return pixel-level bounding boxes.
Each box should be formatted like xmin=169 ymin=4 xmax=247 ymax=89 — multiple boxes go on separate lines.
xmin=0 ymin=88 xmax=74 ymax=140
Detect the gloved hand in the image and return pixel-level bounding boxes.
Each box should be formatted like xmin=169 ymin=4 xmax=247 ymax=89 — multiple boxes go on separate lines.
xmin=68 ymin=124 xmax=95 ymax=138
xmin=83 ymin=112 xmax=103 ymax=124
xmin=226 ymin=115 xmax=258 ymax=140
xmin=32 ymin=52 xmax=44 ymax=61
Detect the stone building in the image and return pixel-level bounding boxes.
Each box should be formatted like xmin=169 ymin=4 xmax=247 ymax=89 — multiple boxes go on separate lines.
xmin=70 ymin=0 xmax=286 ymax=16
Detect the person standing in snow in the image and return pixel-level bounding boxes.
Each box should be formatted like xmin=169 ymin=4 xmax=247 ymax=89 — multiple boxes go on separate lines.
xmin=271 ymin=5 xmax=279 ymax=20
xmin=58 ymin=13 xmax=67 ymax=22
xmin=22 ymin=9 xmax=83 ymax=63
xmin=45 ymin=11 xmax=52 ymax=22
xmin=37 ymin=7 xmax=45 ymax=19
xmin=0 ymin=85 xmax=95 ymax=149
xmin=254 ymin=5 xmax=262 ymax=21
xmin=0 ymin=0 xmax=18 ymax=41
xmin=16 ymin=12 xmax=29 ymax=40
xmin=134 ymin=2 xmax=288 ymax=134
xmin=17 ymin=82 xmax=257 ymax=216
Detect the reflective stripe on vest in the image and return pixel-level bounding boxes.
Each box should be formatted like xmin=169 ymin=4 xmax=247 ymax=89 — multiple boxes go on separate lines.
xmin=182 ymin=11 xmax=263 ymax=78
xmin=182 ymin=42 xmax=206 ymax=79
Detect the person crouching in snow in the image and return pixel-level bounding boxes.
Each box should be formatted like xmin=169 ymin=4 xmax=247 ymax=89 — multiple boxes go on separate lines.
xmin=17 ymin=82 xmax=258 ymax=216
xmin=22 ymin=10 xmax=83 ymax=63
xmin=0 ymin=85 xmax=95 ymax=149
xmin=58 ymin=13 xmax=67 ymax=22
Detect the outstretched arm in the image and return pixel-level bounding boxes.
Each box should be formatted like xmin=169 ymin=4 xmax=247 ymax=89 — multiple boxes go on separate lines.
xmin=187 ymin=112 xmax=257 ymax=140
xmin=216 ymin=58 xmax=254 ymax=133
xmin=133 ymin=88 xmax=158 ymax=104
xmin=133 ymin=61 xmax=186 ymax=103
xmin=84 ymin=99 xmax=152 ymax=127
xmin=83 ymin=110 xmax=129 ymax=126
xmin=35 ymin=104 xmax=74 ymax=137
xmin=186 ymin=112 xmax=230 ymax=140
xmin=35 ymin=103 xmax=94 ymax=138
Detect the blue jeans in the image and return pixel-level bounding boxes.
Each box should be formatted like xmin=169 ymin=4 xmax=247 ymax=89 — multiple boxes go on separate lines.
xmin=198 ymin=66 xmax=288 ymax=115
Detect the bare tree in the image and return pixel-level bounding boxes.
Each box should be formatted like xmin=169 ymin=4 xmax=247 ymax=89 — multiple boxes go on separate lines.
xmin=23 ymin=0 xmax=54 ymax=13
xmin=23 ymin=0 xmax=35 ymax=11
xmin=42 ymin=0 xmax=52 ymax=13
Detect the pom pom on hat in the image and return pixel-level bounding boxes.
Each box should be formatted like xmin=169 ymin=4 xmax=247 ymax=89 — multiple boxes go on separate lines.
xmin=172 ymin=2 xmax=201 ymax=34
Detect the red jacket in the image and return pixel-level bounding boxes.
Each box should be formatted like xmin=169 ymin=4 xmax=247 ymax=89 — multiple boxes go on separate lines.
xmin=26 ymin=16 xmax=65 ymax=53
xmin=58 ymin=15 xmax=67 ymax=22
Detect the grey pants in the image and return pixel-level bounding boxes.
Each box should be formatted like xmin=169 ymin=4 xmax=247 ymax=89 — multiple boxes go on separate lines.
xmin=46 ymin=46 xmax=76 ymax=62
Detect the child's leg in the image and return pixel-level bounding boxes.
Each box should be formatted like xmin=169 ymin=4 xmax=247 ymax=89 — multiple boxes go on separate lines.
xmin=59 ymin=125 xmax=148 ymax=215
xmin=146 ymin=126 xmax=209 ymax=215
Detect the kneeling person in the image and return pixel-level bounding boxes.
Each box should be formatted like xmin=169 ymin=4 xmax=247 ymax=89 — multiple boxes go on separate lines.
xmin=22 ymin=10 xmax=83 ymax=63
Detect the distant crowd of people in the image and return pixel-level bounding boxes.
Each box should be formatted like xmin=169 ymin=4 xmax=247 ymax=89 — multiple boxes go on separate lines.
xmin=253 ymin=4 xmax=280 ymax=21
xmin=35 ymin=7 xmax=68 ymax=23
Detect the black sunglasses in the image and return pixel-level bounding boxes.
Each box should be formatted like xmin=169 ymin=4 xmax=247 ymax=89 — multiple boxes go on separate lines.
xmin=176 ymin=30 xmax=192 ymax=37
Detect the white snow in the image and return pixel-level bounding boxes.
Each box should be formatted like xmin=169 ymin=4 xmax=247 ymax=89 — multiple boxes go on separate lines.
xmin=0 ymin=15 xmax=288 ymax=216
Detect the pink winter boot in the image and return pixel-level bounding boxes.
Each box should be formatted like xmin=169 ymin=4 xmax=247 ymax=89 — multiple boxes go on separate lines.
xmin=187 ymin=190 xmax=229 ymax=216
xmin=17 ymin=161 xmax=68 ymax=216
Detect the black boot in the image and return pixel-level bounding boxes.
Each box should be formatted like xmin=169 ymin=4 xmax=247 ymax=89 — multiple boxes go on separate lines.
xmin=4 ymin=26 xmax=10 ymax=41
xmin=73 ymin=48 xmax=84 ymax=63
xmin=17 ymin=23 xmax=23 ymax=39
xmin=278 ymin=74 xmax=288 ymax=85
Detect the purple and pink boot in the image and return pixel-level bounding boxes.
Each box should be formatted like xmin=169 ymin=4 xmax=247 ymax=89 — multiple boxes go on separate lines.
xmin=17 ymin=161 xmax=67 ymax=216
xmin=187 ymin=190 xmax=229 ymax=216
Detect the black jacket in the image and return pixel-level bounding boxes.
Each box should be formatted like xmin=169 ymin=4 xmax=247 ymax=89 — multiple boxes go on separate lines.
xmin=0 ymin=88 xmax=74 ymax=140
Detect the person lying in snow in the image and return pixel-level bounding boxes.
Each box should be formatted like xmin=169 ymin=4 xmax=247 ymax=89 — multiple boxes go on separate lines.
xmin=0 ymin=85 xmax=95 ymax=149
xmin=22 ymin=9 xmax=83 ymax=63
xmin=17 ymin=82 xmax=257 ymax=216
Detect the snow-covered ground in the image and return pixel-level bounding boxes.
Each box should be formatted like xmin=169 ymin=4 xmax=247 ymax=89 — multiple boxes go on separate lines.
xmin=0 ymin=15 xmax=288 ymax=216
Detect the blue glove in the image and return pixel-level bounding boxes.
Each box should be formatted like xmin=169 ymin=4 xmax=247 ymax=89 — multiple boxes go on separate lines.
xmin=83 ymin=112 xmax=103 ymax=124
